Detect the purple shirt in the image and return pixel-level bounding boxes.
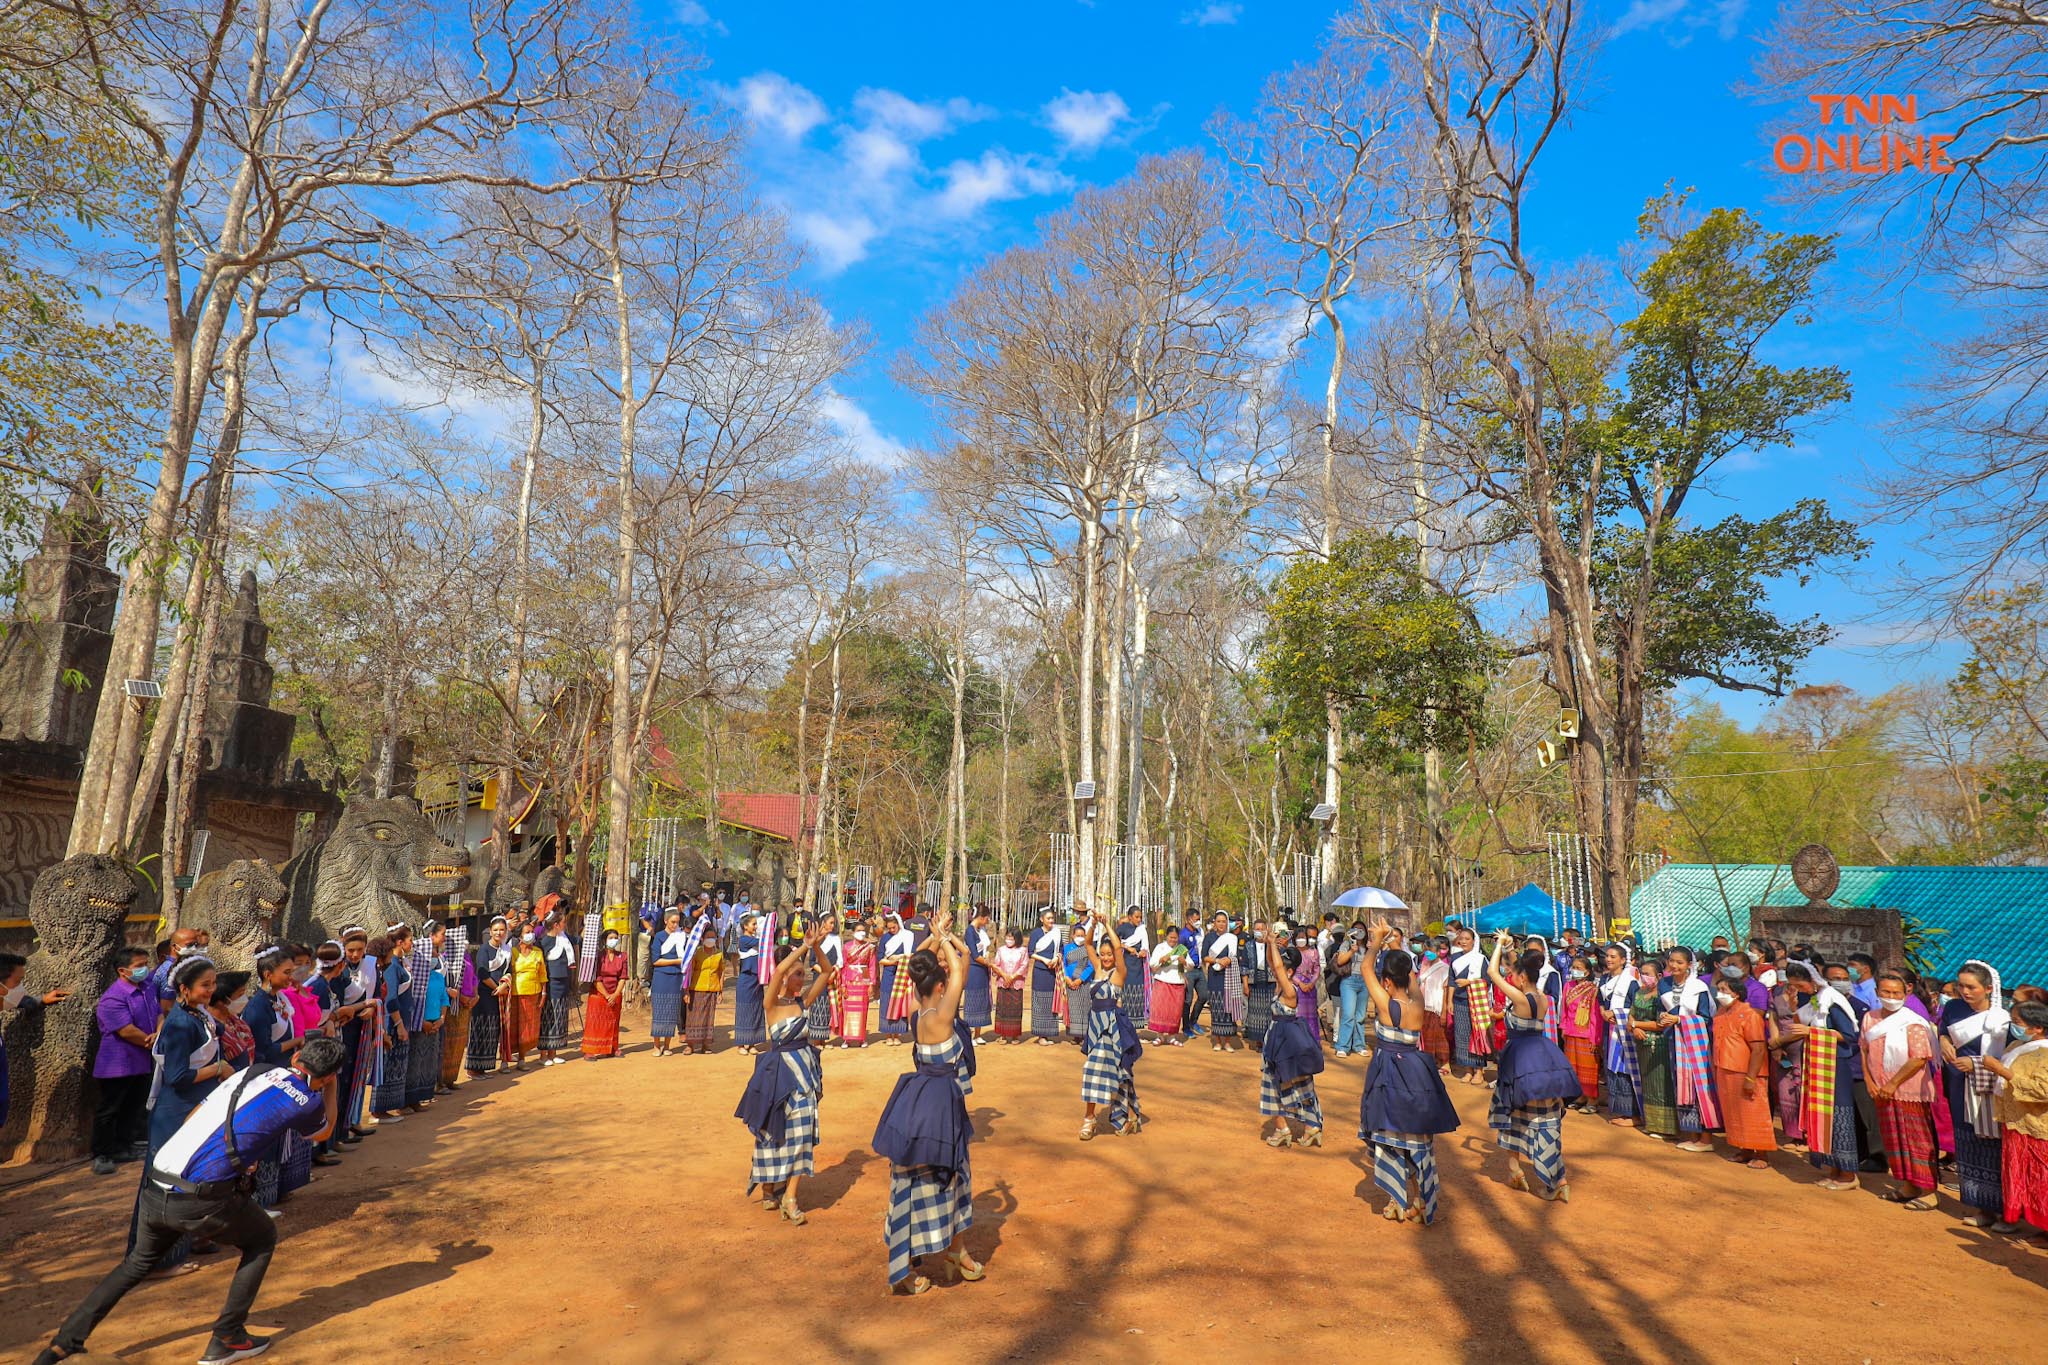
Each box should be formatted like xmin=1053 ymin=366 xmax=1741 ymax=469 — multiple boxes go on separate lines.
xmin=93 ymin=977 xmax=161 ymax=1078
xmin=1745 ymin=977 xmax=1770 ymax=1013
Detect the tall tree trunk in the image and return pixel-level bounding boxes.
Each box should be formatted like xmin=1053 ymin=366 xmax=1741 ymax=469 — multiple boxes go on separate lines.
xmin=602 ymin=236 xmax=641 ymax=920
xmin=1075 ymin=502 xmax=1102 ymax=908
xmin=493 ymin=382 xmax=546 ymax=874
xmin=1316 ymin=302 xmax=1346 ymax=916
xmin=803 ymin=629 xmax=846 ymax=914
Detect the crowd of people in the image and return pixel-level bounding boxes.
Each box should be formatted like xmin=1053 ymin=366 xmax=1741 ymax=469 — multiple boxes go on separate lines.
xmin=15 ymin=883 xmax=2047 ymax=1352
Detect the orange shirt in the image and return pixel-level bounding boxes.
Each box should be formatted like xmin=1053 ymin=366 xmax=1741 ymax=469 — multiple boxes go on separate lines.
xmin=1713 ymin=1000 xmax=1765 ymax=1072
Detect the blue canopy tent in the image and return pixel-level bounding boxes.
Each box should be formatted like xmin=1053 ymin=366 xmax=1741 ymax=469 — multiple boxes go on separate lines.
xmin=1466 ymin=883 xmax=1589 ymax=937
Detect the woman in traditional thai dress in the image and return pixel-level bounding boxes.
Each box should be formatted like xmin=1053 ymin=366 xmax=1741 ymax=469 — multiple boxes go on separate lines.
xmin=1200 ymin=915 xmax=1241 ymax=1053
xmin=332 ymin=929 xmax=379 ymax=1138
xmin=1028 ymin=909 xmax=1063 ymax=1045
xmin=1357 ymin=920 xmax=1460 ymax=1225
xmin=733 ymin=914 xmax=768 ymax=1051
xmin=1940 ymin=959 xmax=2018 ymax=1229
xmin=873 ymin=912 xmax=983 ymax=1295
xmin=808 ymin=914 xmax=843 ymax=1043
xmin=582 ymin=932 xmax=628 ymax=1059
xmin=648 ymin=907 xmax=690 ymax=1057
xmin=1651 ymin=947 xmax=1719 ymax=1153
xmin=1446 ymin=927 xmax=1493 ymax=1083
xmin=879 ymin=913 xmax=916 ymax=1045
xmin=1289 ymin=928 xmax=1322 ymax=1044
xmin=1237 ymin=922 xmax=1277 ymax=1047
xmin=1147 ymin=933 xmax=1189 ymax=1045
xmin=1260 ymin=935 xmax=1325 ymax=1148
xmin=465 ymin=918 xmax=509 ymax=1076
xmin=1712 ymin=968 xmax=1776 ymax=1168
xmin=1418 ymin=939 xmax=1452 ymax=1066
xmin=243 ymin=949 xmax=300 ymax=1208
xmin=1589 ymin=945 xmax=1638 ymax=1129
xmin=736 ymin=936 xmax=838 ymax=1225
xmin=1558 ymin=951 xmax=1605 ymax=1111
xmin=1864 ymin=969 xmax=1940 ymax=1207
xmin=1629 ymin=958 xmax=1677 ymax=1140
xmin=137 ymin=956 xmax=227 ymax=1277
xmin=538 ymin=911 xmax=577 ymax=1066
xmin=1766 ymin=962 xmax=1807 ymax=1145
xmin=685 ymin=931 xmax=725 ymax=1056
xmin=992 ymin=930 xmax=1028 ymax=1043
xmin=505 ymin=926 xmax=546 ymax=1070
xmin=437 ymin=936 xmax=476 ymax=1093
xmin=1982 ymin=998 xmax=2048 ymax=1245
xmin=371 ymin=928 xmax=414 ymax=1120
xmin=1078 ymin=911 xmax=1145 ymax=1140
xmin=405 ymin=927 xmax=446 ymax=1108
xmin=838 ymin=923 xmax=877 ymax=1047
xmin=1485 ymin=932 xmax=1581 ymax=1202
xmin=962 ymin=909 xmax=995 ymax=1042
xmin=1786 ymin=961 xmax=1862 ymax=1191
xmin=1060 ymin=921 xmax=1095 ymax=1046
xmin=1116 ymin=909 xmax=1149 ymax=1036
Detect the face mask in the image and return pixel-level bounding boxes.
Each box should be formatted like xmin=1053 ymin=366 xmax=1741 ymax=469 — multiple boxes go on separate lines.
xmin=1715 ymin=991 xmax=1736 ymax=1008
xmin=854 ymin=930 xmax=868 ymax=942
xmin=291 ymin=964 xmax=312 ymax=983
xmin=1720 ymin=965 xmax=1744 ymax=980
xmin=1878 ymin=996 xmax=1907 ymax=1012
xmin=1423 ymin=951 xmax=1437 ymax=962
xmin=1572 ymin=967 xmax=1590 ymax=980
xmin=2 ymin=983 xmax=26 ymax=1009
xmin=128 ymin=966 xmax=151 ymax=984
xmin=228 ymin=994 xmax=249 ymax=1015
xmin=170 ymin=944 xmax=189 ymax=959
xmin=2011 ymin=1023 xmax=2030 ymax=1043
xmin=605 ymin=936 xmax=620 ymax=950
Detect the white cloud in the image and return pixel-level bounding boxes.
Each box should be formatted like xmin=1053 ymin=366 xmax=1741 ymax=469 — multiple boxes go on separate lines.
xmin=1042 ymin=88 xmax=1130 ymax=154
xmin=1180 ymin=2 xmax=1242 ymax=24
xmin=852 ymin=89 xmax=992 ymax=139
xmin=727 ymin=72 xmax=828 ymax=142
xmin=794 ymin=211 xmax=881 ymax=273
xmin=1612 ymin=0 xmax=1746 ymax=39
xmin=934 ymin=150 xmax=1071 ymax=218
xmin=822 ymin=392 xmax=908 ymax=468
xmin=674 ymin=1 xmax=726 ymax=31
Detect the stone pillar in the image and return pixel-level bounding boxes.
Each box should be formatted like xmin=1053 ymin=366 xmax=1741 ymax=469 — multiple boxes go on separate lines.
xmin=0 ymin=481 xmax=119 ymax=748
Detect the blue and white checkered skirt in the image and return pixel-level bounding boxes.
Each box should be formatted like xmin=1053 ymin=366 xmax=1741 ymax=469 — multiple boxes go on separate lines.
xmin=1259 ymin=1066 xmax=1324 ymax=1128
xmin=885 ymin=1160 xmax=973 ymax=1285
xmin=1490 ymin=1093 xmax=1567 ymax=1188
xmin=1369 ymin=1131 xmax=1441 ymax=1223
xmin=750 ymin=1089 xmax=819 ymax=1186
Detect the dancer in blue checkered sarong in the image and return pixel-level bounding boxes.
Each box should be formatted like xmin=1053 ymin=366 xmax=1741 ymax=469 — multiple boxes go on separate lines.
xmin=873 ymin=913 xmax=983 ymax=1296
xmin=1078 ymin=913 xmax=1145 ymax=1140
xmin=1484 ymin=930 xmax=1583 ymax=1201
xmin=736 ymin=938 xmax=839 ymax=1225
xmin=1259 ymin=935 xmax=1327 ymax=1147
xmin=1357 ymin=920 xmax=1461 ymax=1225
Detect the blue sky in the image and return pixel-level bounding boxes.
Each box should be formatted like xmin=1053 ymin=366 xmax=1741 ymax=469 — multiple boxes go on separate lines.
xmin=649 ymin=0 xmax=1965 ymax=722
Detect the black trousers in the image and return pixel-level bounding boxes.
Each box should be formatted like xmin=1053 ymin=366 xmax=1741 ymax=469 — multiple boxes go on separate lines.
xmin=91 ymin=1074 xmax=150 ymax=1158
xmin=56 ymin=1179 xmax=277 ymax=1353
xmin=1851 ymin=1077 xmax=1887 ymax=1162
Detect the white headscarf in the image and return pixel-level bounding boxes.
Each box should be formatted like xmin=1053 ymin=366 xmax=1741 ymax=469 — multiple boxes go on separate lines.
xmin=1528 ymin=935 xmax=1560 ymax=996
xmin=1603 ymin=943 xmax=1636 ymax=1014
xmin=1949 ymin=959 xmax=2009 ymax=1131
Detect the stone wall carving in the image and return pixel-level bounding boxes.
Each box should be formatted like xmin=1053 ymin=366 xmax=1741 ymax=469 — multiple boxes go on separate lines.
xmin=1 ymin=853 xmax=139 ymax=1162
xmin=279 ymin=796 xmax=471 ymax=943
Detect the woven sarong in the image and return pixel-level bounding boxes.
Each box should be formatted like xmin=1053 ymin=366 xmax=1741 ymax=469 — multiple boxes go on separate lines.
xmin=1460 ymin=980 xmax=1496 ymax=1058
xmin=1673 ymin=1015 xmax=1722 ymax=1130
xmin=1878 ymin=1098 xmax=1938 ymax=1188
xmin=994 ymin=987 xmax=1024 ymax=1038
xmin=1801 ymin=1033 xmax=1839 ymax=1157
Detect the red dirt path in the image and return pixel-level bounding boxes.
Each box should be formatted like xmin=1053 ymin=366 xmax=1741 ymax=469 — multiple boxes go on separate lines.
xmin=3 ymin=1004 xmax=2042 ymax=1364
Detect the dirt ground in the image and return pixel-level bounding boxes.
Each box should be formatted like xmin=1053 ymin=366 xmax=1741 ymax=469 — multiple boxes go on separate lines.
xmin=4 ymin=1000 xmax=2044 ymax=1364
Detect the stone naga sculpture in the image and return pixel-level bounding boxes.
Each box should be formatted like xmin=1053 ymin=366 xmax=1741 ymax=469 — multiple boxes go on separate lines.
xmin=484 ymin=864 xmax=532 ymax=923
xmin=1 ymin=852 xmax=139 ymax=1161
xmin=279 ymin=797 xmax=471 ymax=944
xmin=180 ymin=858 xmax=289 ymax=969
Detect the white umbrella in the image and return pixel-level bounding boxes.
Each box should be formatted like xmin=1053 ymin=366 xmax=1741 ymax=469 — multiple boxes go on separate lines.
xmin=1331 ymin=886 xmax=1409 ymax=910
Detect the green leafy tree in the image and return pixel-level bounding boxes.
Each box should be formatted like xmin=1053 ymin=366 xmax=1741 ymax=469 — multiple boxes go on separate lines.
xmin=1259 ymin=532 xmax=1496 ymax=767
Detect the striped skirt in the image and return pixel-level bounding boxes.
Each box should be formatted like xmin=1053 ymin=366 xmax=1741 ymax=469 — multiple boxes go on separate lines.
xmin=1561 ymin=1033 xmax=1601 ymax=1098
xmin=1877 ymin=1098 xmax=1937 ymax=1189
xmin=1490 ymin=1093 xmax=1567 ymax=1189
xmin=1421 ymin=1009 xmax=1450 ymax=1066
xmin=1370 ymin=1132 xmax=1441 ymax=1223
xmin=995 ymin=987 xmax=1024 ymax=1038
xmin=1955 ymin=1111 xmax=2003 ymax=1213
xmin=539 ymin=996 xmax=570 ymax=1051
xmin=440 ymin=1002 xmax=471 ymax=1086
xmin=650 ymin=978 xmax=684 ymax=1039
xmin=373 ymin=1035 xmax=410 ymax=1113
xmin=405 ymin=1021 xmax=442 ymax=1106
xmin=506 ymin=994 xmax=542 ymax=1057
xmin=885 ymin=1160 xmax=973 ymax=1285
xmin=1259 ymin=1067 xmax=1324 ymax=1129
xmin=1147 ymin=981 xmax=1184 ymax=1036
xmin=686 ymin=990 xmax=718 ymax=1051
xmin=749 ymin=1089 xmax=819 ymax=1188
xmin=466 ymin=996 xmax=502 ymax=1073
xmin=1031 ymin=987 xmax=1060 ymax=1038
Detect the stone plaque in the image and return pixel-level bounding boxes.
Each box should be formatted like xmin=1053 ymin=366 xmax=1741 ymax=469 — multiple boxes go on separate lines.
xmin=1749 ymin=901 xmax=1904 ymax=969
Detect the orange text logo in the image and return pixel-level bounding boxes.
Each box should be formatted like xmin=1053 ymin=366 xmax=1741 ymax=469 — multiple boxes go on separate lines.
xmin=1773 ymin=95 xmax=1955 ymax=175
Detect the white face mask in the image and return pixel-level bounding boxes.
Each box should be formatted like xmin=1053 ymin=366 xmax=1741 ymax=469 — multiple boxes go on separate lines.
xmin=1715 ymin=990 xmax=1737 ymax=1008
xmin=3 ymin=983 xmax=26 ymax=1009
xmin=854 ymin=930 xmax=868 ymax=942
xmin=1878 ymin=996 xmax=1907 ymax=1012
xmin=604 ymin=936 xmax=620 ymax=950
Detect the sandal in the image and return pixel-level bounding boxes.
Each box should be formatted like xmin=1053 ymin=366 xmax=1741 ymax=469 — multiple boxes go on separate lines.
xmin=1381 ymin=1202 xmax=1403 ymax=1222
xmin=780 ymin=1193 xmax=807 ymax=1225
xmin=1901 ymin=1194 xmax=1938 ymax=1211
xmin=1745 ymin=1157 xmax=1771 ymax=1170
xmin=946 ymin=1250 xmax=985 ymax=1282
xmin=893 ymin=1275 xmax=932 ymax=1296
xmin=1079 ymin=1118 xmax=1096 ymax=1141
xmin=1509 ymin=1170 xmax=1529 ymax=1193
xmin=1543 ymin=1182 xmax=1571 ymax=1204
xmin=1265 ymin=1128 xmax=1292 ymax=1148
xmin=1293 ymin=1127 xmax=1323 ymax=1149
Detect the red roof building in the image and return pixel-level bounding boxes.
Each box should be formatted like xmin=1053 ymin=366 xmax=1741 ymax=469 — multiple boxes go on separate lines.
xmin=715 ymin=793 xmax=820 ymax=850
